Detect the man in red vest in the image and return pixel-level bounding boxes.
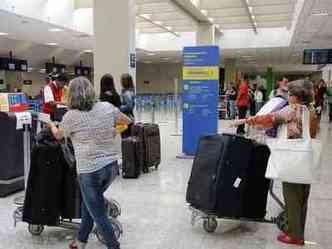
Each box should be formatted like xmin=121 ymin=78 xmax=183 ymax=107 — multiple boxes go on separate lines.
xmin=43 ymin=73 xmax=68 ymax=115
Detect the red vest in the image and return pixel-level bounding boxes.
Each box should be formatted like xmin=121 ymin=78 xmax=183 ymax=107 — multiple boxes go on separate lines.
xmin=43 ymin=82 xmax=63 ymax=114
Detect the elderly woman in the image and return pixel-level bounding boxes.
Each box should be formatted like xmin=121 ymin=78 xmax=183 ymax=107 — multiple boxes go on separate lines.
xmin=48 ymin=77 xmax=131 ymax=249
xmin=234 ymin=80 xmax=318 ymax=246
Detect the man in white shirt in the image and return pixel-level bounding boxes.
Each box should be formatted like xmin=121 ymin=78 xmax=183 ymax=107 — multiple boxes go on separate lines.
xmin=43 ymin=74 xmax=68 ymax=114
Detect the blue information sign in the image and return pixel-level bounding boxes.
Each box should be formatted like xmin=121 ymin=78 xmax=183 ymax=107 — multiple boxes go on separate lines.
xmin=182 ymin=46 xmax=220 ymax=155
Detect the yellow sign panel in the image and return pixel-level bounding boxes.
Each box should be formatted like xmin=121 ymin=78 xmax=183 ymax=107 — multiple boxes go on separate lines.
xmin=183 ymin=66 xmax=219 ymax=80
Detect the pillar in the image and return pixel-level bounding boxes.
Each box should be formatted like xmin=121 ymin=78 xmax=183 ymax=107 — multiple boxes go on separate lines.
xmin=224 ymin=59 xmax=239 ymax=88
xmin=266 ymin=66 xmax=273 ymax=96
xmin=93 ymin=0 xmax=136 ymax=94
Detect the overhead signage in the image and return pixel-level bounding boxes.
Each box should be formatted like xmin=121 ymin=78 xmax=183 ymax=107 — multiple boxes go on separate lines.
xmin=303 ymin=49 xmax=332 ymax=65
xmin=182 ymin=46 xmax=220 ymax=155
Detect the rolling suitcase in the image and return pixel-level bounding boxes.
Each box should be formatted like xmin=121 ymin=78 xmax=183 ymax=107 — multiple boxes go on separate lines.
xmin=186 ymin=135 xmax=224 ymax=212
xmin=243 ymin=142 xmax=271 ymax=219
xmin=142 ymin=123 xmax=161 ymax=172
xmin=23 ymin=143 xmax=66 ymax=226
xmin=121 ymin=137 xmax=143 ymax=178
xmin=131 ymin=123 xmax=161 ymax=173
xmin=215 ymin=134 xmax=253 ymax=218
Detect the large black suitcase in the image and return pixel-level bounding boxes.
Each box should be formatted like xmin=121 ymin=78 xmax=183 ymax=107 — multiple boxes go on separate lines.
xmin=215 ymin=134 xmax=253 ymax=218
xmin=0 ymin=112 xmax=24 ymax=197
xmin=186 ymin=134 xmax=254 ymax=218
xmin=186 ymin=135 xmax=224 ymax=212
xmin=23 ymin=143 xmax=66 ymax=226
xmin=243 ymin=142 xmax=271 ymax=219
xmin=122 ymin=137 xmax=142 ymax=178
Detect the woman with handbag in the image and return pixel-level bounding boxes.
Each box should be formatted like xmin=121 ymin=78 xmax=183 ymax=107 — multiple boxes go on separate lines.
xmin=233 ymin=80 xmax=319 ymax=246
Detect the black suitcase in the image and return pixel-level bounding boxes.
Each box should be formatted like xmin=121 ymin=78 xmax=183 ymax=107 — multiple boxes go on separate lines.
xmin=243 ymin=142 xmax=271 ymax=219
xmin=142 ymin=123 xmax=161 ymax=172
xmin=23 ymin=143 xmax=66 ymax=226
xmin=122 ymin=137 xmax=142 ymax=178
xmin=0 ymin=112 xmax=24 ymax=197
xmin=186 ymin=135 xmax=224 ymax=212
xmin=215 ymin=134 xmax=253 ymax=218
xmin=131 ymin=123 xmax=161 ymax=173
xmin=186 ymin=134 xmax=254 ymax=218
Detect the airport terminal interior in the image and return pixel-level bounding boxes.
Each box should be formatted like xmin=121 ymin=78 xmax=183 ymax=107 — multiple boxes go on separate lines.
xmin=1 ymin=0 xmax=332 ymax=249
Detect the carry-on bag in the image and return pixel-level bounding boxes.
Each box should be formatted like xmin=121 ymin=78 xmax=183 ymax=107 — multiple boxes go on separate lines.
xmin=121 ymin=137 xmax=143 ymax=178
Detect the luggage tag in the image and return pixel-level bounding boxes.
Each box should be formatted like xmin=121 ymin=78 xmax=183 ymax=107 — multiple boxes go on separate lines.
xmin=233 ymin=177 xmax=242 ymax=188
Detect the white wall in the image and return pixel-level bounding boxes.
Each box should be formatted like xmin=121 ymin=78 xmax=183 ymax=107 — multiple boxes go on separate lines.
xmin=0 ymin=0 xmax=75 ymax=29
xmin=73 ymin=8 xmax=93 ymax=34
xmin=136 ymin=62 xmax=182 ymax=94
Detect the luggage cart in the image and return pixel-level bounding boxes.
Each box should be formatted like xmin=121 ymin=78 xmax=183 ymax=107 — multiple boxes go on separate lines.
xmin=13 ymin=197 xmax=123 ymax=243
xmin=12 ymin=113 xmax=123 ymax=244
xmin=189 ymin=181 xmax=286 ymax=233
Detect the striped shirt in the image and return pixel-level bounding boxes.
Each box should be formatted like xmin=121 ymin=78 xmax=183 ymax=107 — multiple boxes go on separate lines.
xmin=61 ymin=102 xmax=120 ymax=174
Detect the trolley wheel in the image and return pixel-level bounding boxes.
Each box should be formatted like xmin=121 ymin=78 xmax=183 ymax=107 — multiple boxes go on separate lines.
xmin=276 ymin=211 xmax=288 ymax=233
xmin=28 ymin=224 xmax=44 ymax=236
xmin=95 ymin=218 xmax=123 ymax=244
xmin=155 ymin=163 xmax=160 ymax=170
xmin=107 ymin=199 xmax=121 ymax=218
xmin=203 ymin=217 xmax=218 ymax=233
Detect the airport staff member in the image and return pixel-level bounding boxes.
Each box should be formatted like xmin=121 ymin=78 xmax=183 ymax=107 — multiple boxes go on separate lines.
xmin=42 ymin=74 xmax=68 ymax=114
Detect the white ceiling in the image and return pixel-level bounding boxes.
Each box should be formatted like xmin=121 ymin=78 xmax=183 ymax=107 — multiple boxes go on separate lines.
xmin=0 ymin=0 xmax=331 ymax=74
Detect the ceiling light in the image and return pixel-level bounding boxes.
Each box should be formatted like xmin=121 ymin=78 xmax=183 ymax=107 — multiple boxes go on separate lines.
xmin=49 ymin=28 xmax=64 ymax=32
xmin=166 ymin=26 xmax=173 ymax=31
xmin=251 ymin=15 xmax=256 ymax=19
xmin=201 ymin=9 xmax=208 ymax=16
xmin=311 ymin=10 xmax=329 ymax=16
xmin=45 ymin=42 xmax=58 ymax=46
xmin=241 ymin=55 xmax=253 ymax=58
xmin=154 ymin=21 xmax=163 ymax=25
xmin=162 ymin=57 xmax=170 ymax=60
xmin=140 ymin=14 xmax=151 ymax=20
xmin=144 ymin=61 xmax=153 ymax=64
xmin=215 ymin=24 xmax=220 ymax=28
xmin=147 ymin=52 xmax=156 ymax=56
xmin=0 ymin=32 xmax=8 ymax=36
xmin=248 ymin=6 xmax=253 ymax=13
xmin=246 ymin=0 xmax=250 ymax=4
xmin=83 ymin=49 xmax=93 ymax=53
xmin=208 ymin=18 xmax=214 ymax=23
xmin=254 ymin=22 xmax=257 ymax=26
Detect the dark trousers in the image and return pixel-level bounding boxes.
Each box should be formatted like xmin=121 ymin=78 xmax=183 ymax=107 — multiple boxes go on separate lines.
xmin=237 ymin=106 xmax=247 ymax=134
xmin=329 ymin=103 xmax=332 ymax=122
xmin=282 ymin=182 xmax=311 ymax=240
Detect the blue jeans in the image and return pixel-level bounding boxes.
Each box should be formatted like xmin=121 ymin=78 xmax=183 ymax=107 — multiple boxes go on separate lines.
xmin=77 ymin=162 xmax=120 ymax=249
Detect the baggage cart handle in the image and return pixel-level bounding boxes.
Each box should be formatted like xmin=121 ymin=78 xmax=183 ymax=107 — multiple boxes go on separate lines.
xmin=269 ymin=181 xmax=285 ymax=209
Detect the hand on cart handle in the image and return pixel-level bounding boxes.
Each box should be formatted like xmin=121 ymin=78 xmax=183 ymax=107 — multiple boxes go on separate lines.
xmin=230 ymin=119 xmax=247 ymax=127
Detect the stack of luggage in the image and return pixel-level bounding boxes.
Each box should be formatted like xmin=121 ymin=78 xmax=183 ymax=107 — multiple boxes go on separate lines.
xmin=186 ymin=134 xmax=271 ymax=220
xmin=22 ymin=128 xmax=81 ymax=225
xmin=122 ymin=123 xmax=161 ymax=178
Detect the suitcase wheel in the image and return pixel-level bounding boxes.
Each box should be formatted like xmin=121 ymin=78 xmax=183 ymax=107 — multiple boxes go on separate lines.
xmin=28 ymin=224 xmax=44 ymax=236
xmin=142 ymin=168 xmax=149 ymax=174
xmin=276 ymin=211 xmax=288 ymax=233
xmin=94 ymin=218 xmax=123 ymax=244
xmin=203 ymin=217 xmax=218 ymax=233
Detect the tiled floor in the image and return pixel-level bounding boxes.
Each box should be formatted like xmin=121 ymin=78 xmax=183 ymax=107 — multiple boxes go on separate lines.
xmin=1 ymin=116 xmax=332 ymax=249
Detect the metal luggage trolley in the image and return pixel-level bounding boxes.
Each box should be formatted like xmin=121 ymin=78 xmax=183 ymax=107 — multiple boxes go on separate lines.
xmin=189 ymin=129 xmax=288 ymax=234
xmin=189 ymin=181 xmax=286 ymax=233
xmin=12 ymin=112 xmax=123 ymax=244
